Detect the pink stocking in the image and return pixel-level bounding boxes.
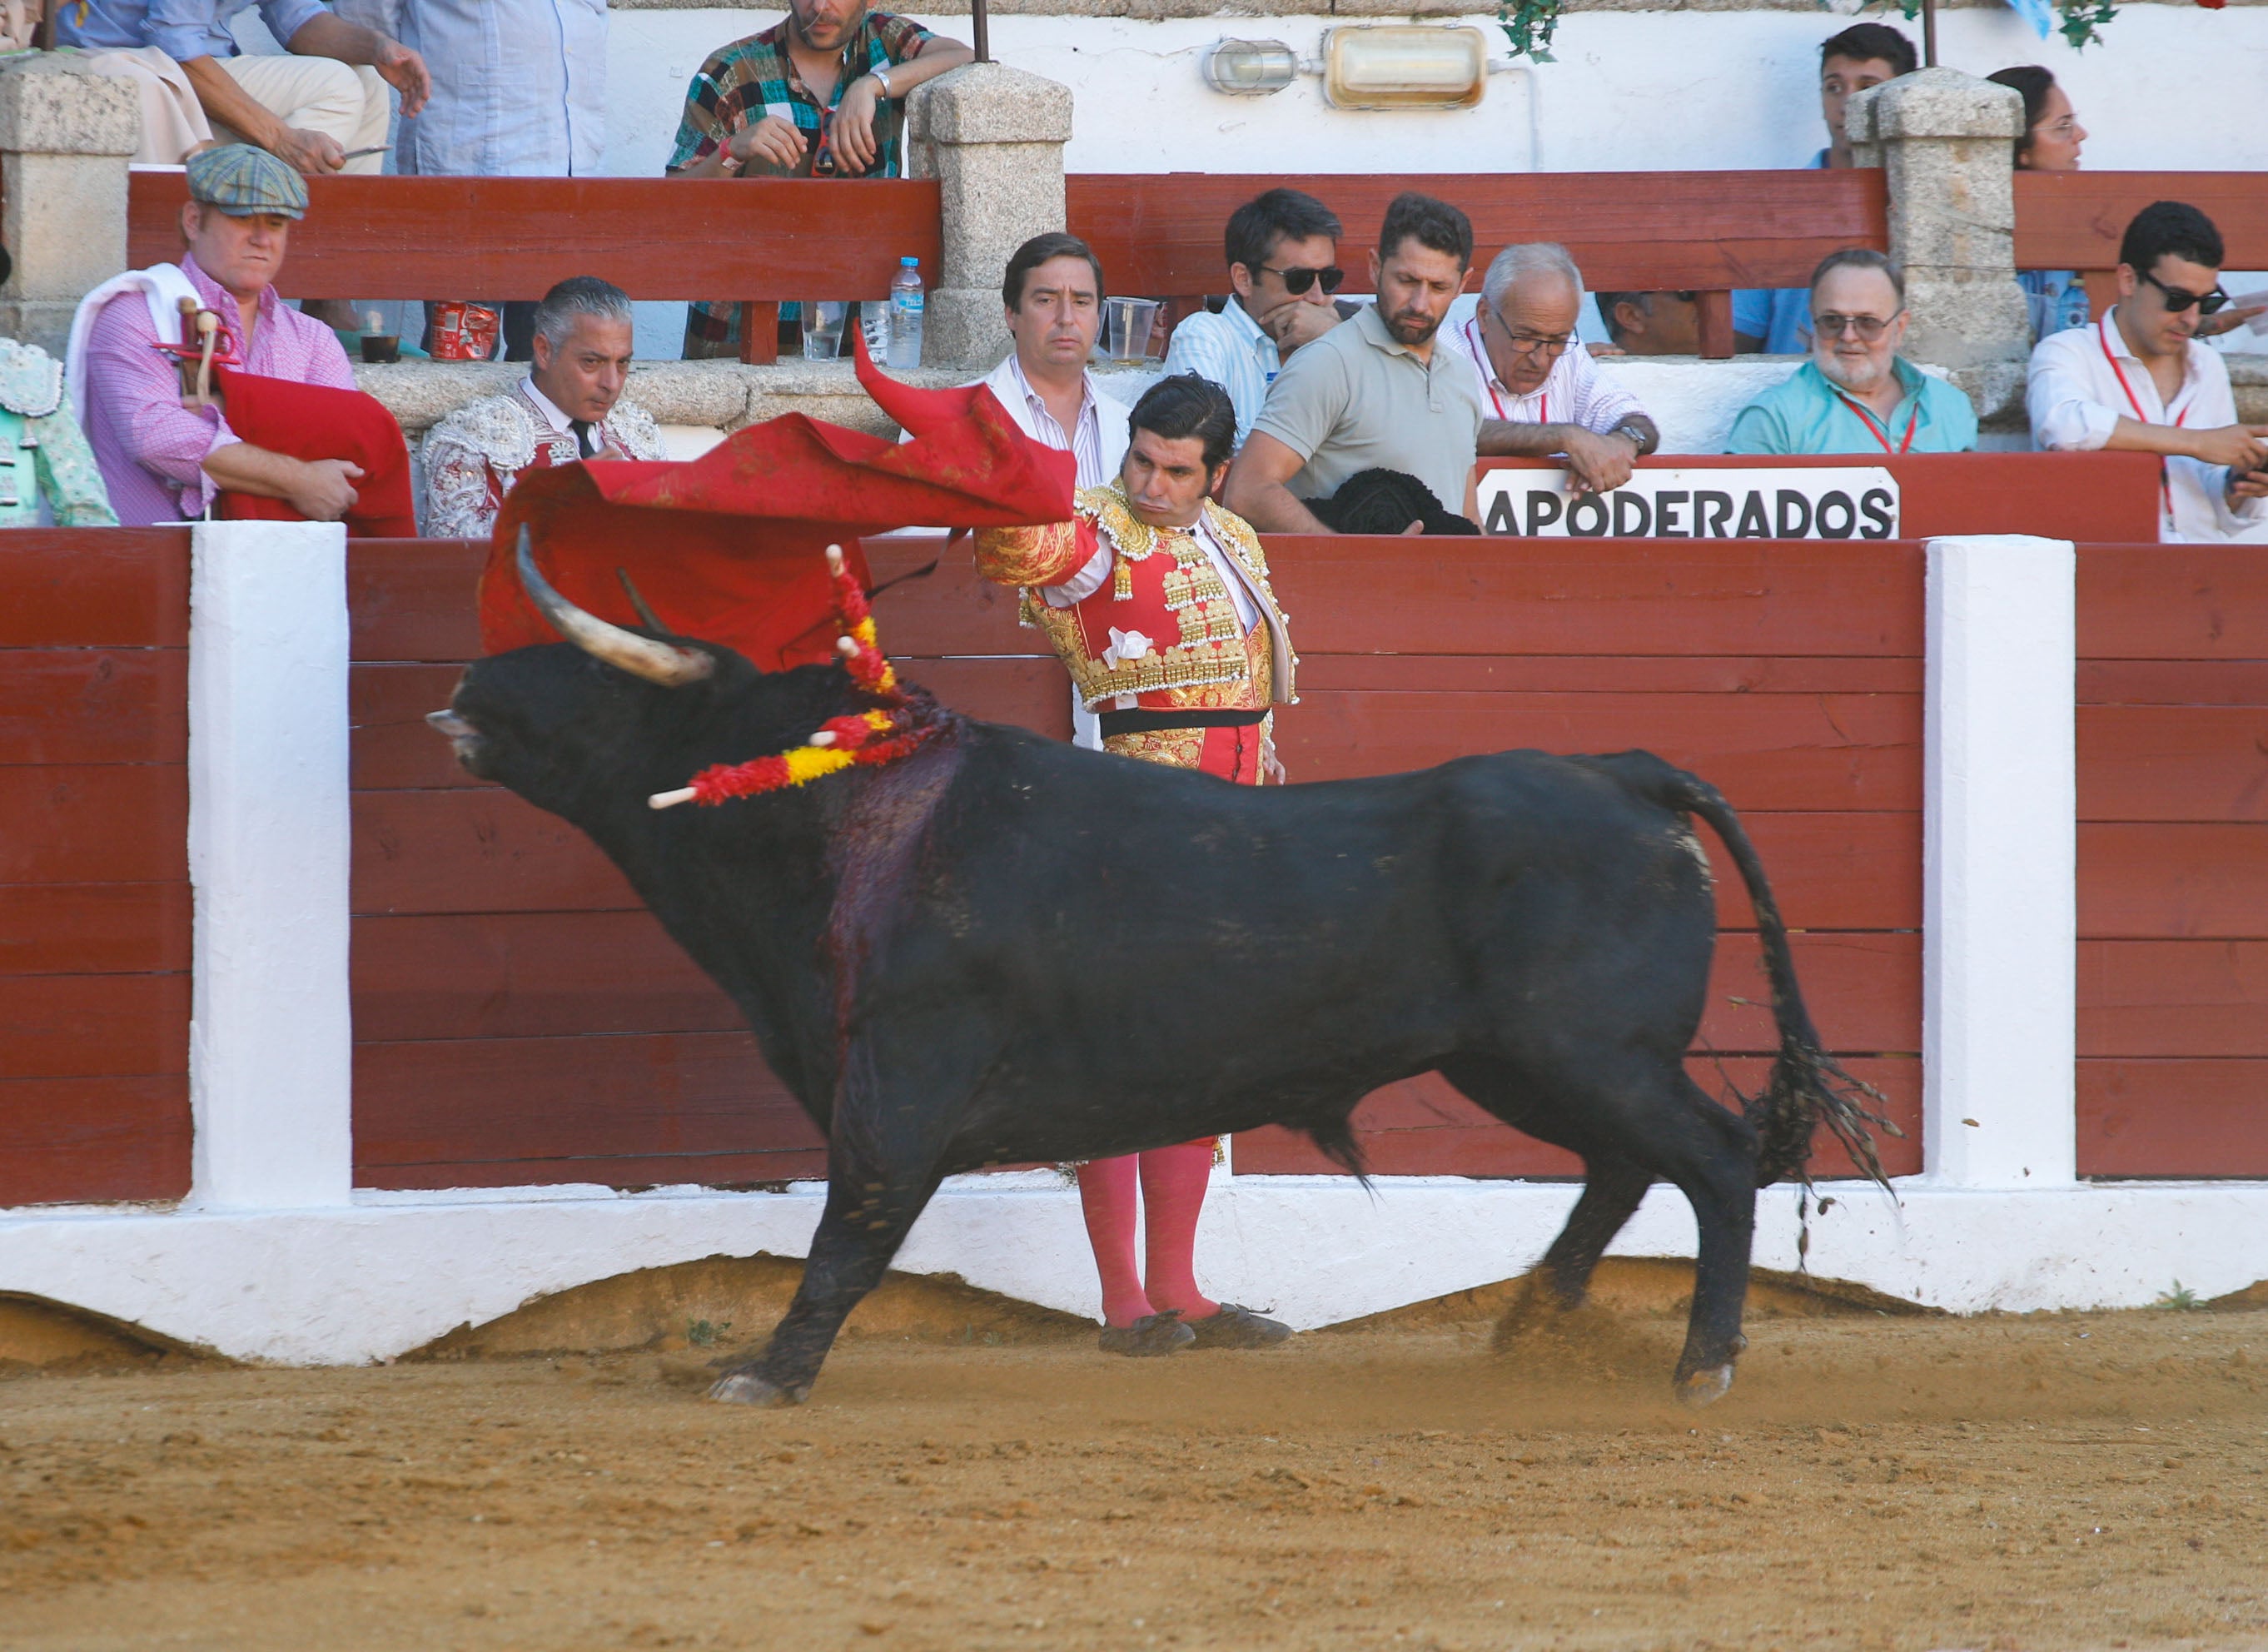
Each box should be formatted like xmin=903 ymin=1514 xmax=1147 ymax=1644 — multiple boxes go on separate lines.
xmin=1075 ymin=1154 xmax=1153 ymax=1327
xmin=1138 ymin=1138 xmax=1221 ymax=1320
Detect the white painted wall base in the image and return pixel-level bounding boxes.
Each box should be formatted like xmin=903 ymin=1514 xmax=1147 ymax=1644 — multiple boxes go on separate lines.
xmin=4 ymin=1174 xmax=2263 ymax=1366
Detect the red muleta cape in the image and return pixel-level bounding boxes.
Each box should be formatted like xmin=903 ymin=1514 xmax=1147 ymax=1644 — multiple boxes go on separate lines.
xmin=478 ymin=334 xmax=1076 ymax=672
xmin=212 ymin=367 xmax=419 ymax=537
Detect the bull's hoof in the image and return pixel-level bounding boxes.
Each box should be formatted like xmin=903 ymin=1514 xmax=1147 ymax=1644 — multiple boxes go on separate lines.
xmin=1674 ymin=1363 xmax=1736 ymax=1408
xmin=708 ymin=1371 xmax=804 ymax=1407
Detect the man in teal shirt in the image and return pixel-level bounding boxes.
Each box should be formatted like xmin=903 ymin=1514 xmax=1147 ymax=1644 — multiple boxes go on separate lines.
xmin=1727 ymin=250 xmax=1977 ymax=455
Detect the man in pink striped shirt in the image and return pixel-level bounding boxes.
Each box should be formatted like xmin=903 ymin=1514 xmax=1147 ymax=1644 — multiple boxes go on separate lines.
xmin=77 ymin=145 xmax=366 ymax=527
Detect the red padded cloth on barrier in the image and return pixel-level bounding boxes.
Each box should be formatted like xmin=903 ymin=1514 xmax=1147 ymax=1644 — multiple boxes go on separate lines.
xmin=480 ymin=335 xmax=1076 ymax=669
xmin=211 ymin=368 xmax=418 ymax=537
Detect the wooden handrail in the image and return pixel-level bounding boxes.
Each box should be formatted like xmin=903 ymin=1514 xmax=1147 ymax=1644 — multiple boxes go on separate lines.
xmin=1067 ymin=169 xmax=1889 ymax=358
xmin=125 ymin=172 xmax=943 ymax=365
xmin=2013 ymin=172 xmax=2268 ymax=273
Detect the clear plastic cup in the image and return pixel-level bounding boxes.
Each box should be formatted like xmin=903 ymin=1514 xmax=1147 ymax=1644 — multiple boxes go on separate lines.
xmin=803 ymin=301 xmax=849 ymax=361
xmin=1102 ymin=296 xmax=1161 ymax=361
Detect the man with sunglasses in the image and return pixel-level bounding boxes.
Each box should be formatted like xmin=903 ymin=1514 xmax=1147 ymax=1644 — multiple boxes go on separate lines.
xmin=1161 ymin=188 xmax=1346 ymax=450
xmin=1727 ymin=249 xmax=1976 ymax=456
xmin=1447 ymin=243 xmax=1659 ymax=496
xmin=2029 ymin=201 xmax=2268 ymax=542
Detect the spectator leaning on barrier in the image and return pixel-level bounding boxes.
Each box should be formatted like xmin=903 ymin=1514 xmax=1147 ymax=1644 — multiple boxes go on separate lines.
xmin=336 ymin=0 xmax=609 ymax=363
xmin=667 ymin=0 xmax=973 ymax=361
xmin=1725 ymin=249 xmax=1977 ymax=457
xmin=1224 ymin=191 xmax=1485 ymax=536
xmin=1732 ymin=22 xmax=1914 ymax=356
xmin=60 ymin=0 xmax=428 ymax=173
xmin=2028 ymin=202 xmax=2268 ymax=544
xmin=67 ymin=146 xmax=408 ymax=528
xmin=1445 ymin=242 xmax=1659 ymax=496
xmin=1160 ymin=188 xmax=1345 ymax=450
xmin=420 ymin=277 xmax=664 ymax=539
xmin=1595 ymin=289 xmax=1701 ymax=357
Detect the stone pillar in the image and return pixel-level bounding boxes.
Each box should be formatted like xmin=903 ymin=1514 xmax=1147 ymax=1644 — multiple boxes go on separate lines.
xmin=1847 ymin=67 xmax=2030 ymax=425
xmin=907 ymin=62 xmax=1072 ymax=373
xmin=0 ymin=54 xmax=139 ymax=356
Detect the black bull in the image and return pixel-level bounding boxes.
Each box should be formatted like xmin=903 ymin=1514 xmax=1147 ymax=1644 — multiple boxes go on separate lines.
xmin=434 ymin=555 xmax=1888 ymax=1410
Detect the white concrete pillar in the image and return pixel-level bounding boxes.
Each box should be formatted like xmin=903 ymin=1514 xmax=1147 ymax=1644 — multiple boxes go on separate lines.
xmin=188 ymin=521 xmax=355 ymax=1210
xmin=1922 ymin=534 xmax=2077 ymax=1188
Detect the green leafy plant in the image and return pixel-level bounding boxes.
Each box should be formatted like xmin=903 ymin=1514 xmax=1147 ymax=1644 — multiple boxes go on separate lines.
xmin=1496 ymin=0 xmax=1560 ymax=63
xmin=2057 ymin=0 xmax=2119 ymax=49
xmin=2155 ymin=1281 xmax=2201 ymax=1311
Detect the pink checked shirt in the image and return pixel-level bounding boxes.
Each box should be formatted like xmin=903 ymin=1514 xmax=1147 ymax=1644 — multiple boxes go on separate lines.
xmin=81 ymin=253 xmax=356 ymax=525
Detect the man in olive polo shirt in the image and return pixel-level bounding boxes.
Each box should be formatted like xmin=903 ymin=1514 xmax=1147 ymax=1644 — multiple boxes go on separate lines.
xmin=1223 ymin=191 xmax=1484 ymax=535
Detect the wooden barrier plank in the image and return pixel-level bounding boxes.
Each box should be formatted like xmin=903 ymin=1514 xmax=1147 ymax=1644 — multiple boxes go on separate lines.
xmin=2078 ymin=545 xmax=2268 ymax=659
xmin=353 ymin=784 xmax=1915 ymax=930
xmin=0 ymin=649 xmax=187 ymax=766
xmin=1233 ymin=1055 xmax=1921 ymax=1180
xmin=1704 ymin=931 xmax=1919 ymax=1055
xmin=354 ymin=910 xmax=739 ymax=1042
xmin=1283 ymin=689 xmax=1919 ymax=812
xmin=2079 ymin=939 xmax=2268 ymax=1058
xmin=2080 ymin=661 xmax=2268 ymax=707
xmin=2080 ymin=824 xmax=2268 ymax=940
xmin=351 ymin=788 xmax=639 ymax=916
xmin=0 ymin=973 xmax=191 ymax=1079
xmin=352 ymin=1030 xmax=827 ymax=1187
xmin=0 ymin=1075 xmax=191 ymax=1206
xmin=349 ymin=539 xmax=487 ymax=663
xmin=868 ymin=537 xmax=1922 ymax=661
xmin=1069 ymin=171 xmax=1887 ymax=298
xmin=0 ymin=765 xmax=187 ymax=886
xmin=0 ymin=883 xmax=191 ymax=977
xmin=2077 ymin=1058 xmax=2268 ymax=1179
xmin=129 ymin=174 xmax=943 ymax=302
xmin=2015 ymin=172 xmax=2268 ymax=275
xmin=2078 ymin=705 xmax=2268 ymax=823
xmin=1296 ymin=654 xmax=1921 ymax=696
xmin=0 ymin=530 xmax=190 ymax=648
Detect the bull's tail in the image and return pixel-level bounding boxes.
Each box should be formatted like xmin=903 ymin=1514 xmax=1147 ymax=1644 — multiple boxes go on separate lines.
xmin=1588 ymin=751 xmax=1901 ymax=1192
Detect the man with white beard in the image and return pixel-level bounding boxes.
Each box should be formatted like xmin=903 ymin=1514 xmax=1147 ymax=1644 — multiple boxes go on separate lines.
xmin=1725 ymin=250 xmax=1977 ymax=455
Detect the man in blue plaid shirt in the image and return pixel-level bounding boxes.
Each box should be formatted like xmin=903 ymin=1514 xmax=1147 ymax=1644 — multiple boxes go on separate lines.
xmin=667 ymin=0 xmax=972 ymax=359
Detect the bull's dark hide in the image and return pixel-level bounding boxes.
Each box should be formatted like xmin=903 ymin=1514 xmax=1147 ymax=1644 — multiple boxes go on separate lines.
xmin=441 ymin=636 xmax=1888 ymax=1411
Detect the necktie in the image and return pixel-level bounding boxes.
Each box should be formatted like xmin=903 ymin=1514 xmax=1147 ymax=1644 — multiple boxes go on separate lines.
xmin=569 ymin=418 xmax=598 ymax=458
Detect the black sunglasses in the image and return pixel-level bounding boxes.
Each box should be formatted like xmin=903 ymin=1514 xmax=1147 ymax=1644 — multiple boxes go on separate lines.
xmin=1256 ymin=263 xmax=1345 ymax=296
xmin=2139 ymin=269 xmax=2231 ymax=316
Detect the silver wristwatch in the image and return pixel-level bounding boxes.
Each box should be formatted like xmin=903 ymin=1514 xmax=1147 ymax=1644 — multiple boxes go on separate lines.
xmin=869 ymin=65 xmax=893 ymax=97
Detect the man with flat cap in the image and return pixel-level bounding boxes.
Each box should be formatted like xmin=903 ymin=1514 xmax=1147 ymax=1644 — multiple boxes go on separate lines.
xmin=68 ymin=144 xmax=411 ymax=530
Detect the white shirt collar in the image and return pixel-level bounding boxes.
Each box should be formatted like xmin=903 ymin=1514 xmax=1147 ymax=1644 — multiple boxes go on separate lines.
xmin=520 ymin=376 xmax=578 ymax=435
xmin=2097 ymin=307 xmax=2206 ymax=408
xmin=1007 ymin=352 xmax=1097 ymax=427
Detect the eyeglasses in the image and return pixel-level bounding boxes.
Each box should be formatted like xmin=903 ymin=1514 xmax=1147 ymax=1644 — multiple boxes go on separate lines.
xmin=1255 ymin=263 xmax=1345 ymax=296
xmin=1482 ymin=305 xmax=1575 ymax=356
xmin=2036 ymin=117 xmax=2081 ymax=139
xmin=2138 ymin=270 xmax=2230 ymax=316
xmin=1813 ymin=309 xmax=1904 ymax=340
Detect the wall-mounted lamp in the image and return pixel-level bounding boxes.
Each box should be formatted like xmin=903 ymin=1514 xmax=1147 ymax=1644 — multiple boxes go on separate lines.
xmin=1200 ymin=27 xmax=1496 ymax=110
xmin=1322 ymin=26 xmax=1488 ymax=111
xmin=1202 ymin=37 xmax=1300 ymax=97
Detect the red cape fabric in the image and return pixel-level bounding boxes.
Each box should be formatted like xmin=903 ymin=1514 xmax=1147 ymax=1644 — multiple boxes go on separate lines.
xmin=479 ymin=333 xmax=1076 ymax=670
xmin=211 ymin=367 xmax=418 ymax=537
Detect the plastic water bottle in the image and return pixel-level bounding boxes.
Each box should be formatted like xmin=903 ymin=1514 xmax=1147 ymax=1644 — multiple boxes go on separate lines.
xmin=887 ymin=256 xmax=924 ymax=370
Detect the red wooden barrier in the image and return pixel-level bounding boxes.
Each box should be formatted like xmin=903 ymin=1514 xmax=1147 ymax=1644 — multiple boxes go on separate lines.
xmin=1068 ymin=170 xmax=1888 ymax=359
xmin=2076 ymin=544 xmax=2268 ymax=1178
xmin=0 ymin=530 xmax=193 ymax=1206
xmin=2014 ymin=172 xmax=2268 ymax=317
xmin=349 ymin=535 xmax=1922 ymax=1190
xmin=125 ymin=172 xmax=943 ymax=367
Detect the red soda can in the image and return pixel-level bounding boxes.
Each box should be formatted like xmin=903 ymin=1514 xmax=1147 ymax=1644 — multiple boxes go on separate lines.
xmin=430 ymin=301 xmax=502 ymax=361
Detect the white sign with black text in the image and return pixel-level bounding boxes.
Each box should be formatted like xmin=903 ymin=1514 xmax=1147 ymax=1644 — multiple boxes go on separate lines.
xmin=1476 ymin=466 xmax=1902 ymax=540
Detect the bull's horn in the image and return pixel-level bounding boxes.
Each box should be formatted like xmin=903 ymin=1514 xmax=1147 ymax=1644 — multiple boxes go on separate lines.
xmin=517 ymin=529 xmax=711 ymax=687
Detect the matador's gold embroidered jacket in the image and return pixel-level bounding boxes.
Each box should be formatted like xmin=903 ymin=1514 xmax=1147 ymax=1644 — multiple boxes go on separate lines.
xmin=972 ymin=485 xmax=1297 ymax=715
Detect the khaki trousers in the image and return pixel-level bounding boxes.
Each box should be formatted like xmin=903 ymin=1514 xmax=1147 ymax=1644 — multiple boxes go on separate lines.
xmin=82 ymin=47 xmax=388 ymax=173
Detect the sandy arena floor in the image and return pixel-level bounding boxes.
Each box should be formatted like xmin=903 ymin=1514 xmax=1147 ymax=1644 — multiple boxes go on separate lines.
xmin=3 ymin=1269 xmax=2266 ymax=1652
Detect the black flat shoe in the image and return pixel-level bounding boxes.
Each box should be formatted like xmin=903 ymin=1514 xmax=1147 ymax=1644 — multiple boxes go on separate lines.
xmin=1097 ymin=1310 xmax=1195 ymax=1357
xmin=1186 ymin=1303 xmax=1292 ymax=1349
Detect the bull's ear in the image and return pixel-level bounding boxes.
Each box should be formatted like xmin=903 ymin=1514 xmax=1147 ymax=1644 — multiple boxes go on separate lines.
xmin=517 ymin=530 xmax=713 ymax=688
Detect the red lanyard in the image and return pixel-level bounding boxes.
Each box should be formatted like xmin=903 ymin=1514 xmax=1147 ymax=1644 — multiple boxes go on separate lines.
xmin=1465 ymin=317 xmax=1541 ymax=424
xmin=2099 ymin=314 xmax=2186 ymax=518
xmin=1830 ymin=387 xmax=1920 ymax=455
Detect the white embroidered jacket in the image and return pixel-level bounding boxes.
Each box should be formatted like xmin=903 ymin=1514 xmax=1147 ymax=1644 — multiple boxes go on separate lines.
xmin=419 ymin=382 xmax=664 ymax=537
